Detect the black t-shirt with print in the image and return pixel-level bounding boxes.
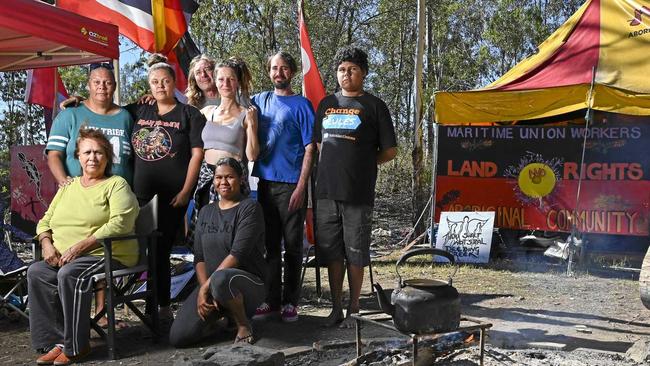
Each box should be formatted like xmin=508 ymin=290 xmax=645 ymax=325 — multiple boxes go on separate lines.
xmin=127 ymin=102 xmax=206 ymax=199
xmin=314 ymin=92 xmax=397 ymax=205
xmin=193 ymin=198 xmax=267 ymax=279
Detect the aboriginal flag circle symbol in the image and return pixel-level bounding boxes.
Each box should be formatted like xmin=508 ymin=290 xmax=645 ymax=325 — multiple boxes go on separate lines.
xmin=518 ymin=163 xmax=557 ymax=198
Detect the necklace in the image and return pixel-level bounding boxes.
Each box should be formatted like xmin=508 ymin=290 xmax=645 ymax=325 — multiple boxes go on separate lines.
xmin=216 ymin=100 xmax=237 ymax=115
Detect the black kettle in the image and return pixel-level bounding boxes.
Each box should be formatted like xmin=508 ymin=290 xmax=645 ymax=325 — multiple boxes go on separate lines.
xmin=373 ymin=248 xmax=460 ymax=334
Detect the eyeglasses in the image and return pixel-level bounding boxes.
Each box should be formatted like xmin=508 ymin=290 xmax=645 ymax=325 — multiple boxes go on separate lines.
xmin=89 ymin=62 xmax=114 ymax=72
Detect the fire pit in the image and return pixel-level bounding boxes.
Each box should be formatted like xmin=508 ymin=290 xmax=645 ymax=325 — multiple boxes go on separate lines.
xmin=351 ymin=311 xmax=492 ymax=366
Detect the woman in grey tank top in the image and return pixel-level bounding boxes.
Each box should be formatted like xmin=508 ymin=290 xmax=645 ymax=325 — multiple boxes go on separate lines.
xmin=188 ymin=57 xmax=259 ymax=246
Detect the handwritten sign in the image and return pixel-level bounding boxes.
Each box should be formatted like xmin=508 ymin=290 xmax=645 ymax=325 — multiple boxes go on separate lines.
xmin=435 ymin=211 xmax=495 ymax=263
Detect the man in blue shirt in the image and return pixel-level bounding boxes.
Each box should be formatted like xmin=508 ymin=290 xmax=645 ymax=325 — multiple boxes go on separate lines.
xmin=251 ymin=52 xmax=315 ymax=322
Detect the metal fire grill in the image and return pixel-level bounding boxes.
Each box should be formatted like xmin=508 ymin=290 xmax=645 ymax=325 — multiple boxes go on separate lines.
xmin=351 ymin=311 xmax=492 ymax=366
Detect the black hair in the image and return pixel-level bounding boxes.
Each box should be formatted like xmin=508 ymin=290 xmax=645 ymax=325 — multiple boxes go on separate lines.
xmin=215 ymin=157 xmax=244 ymax=178
xmin=334 ymin=46 xmax=369 ymax=74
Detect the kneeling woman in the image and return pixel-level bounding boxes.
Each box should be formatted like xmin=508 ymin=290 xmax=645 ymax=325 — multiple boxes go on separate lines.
xmin=29 ymin=128 xmax=139 ymax=365
xmin=170 ymin=157 xmax=266 ymax=346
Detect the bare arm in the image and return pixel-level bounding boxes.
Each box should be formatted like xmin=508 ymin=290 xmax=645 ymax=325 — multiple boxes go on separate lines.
xmin=59 ymin=235 xmax=100 ymax=266
xmin=47 ymin=151 xmax=72 ymax=187
xmin=59 ymin=95 xmax=84 ymax=110
xmin=288 ymin=142 xmax=316 ymax=212
xmin=244 ymin=106 xmax=259 ymax=161
xmin=197 ymin=253 xmax=240 ymax=319
xmin=195 ymin=261 xmax=209 ymax=286
xmin=216 ymin=254 xmax=239 ymax=271
xmin=195 ymin=261 xmax=216 ymax=317
xmin=170 ymin=147 xmax=204 ymax=208
xmin=37 ymin=231 xmax=60 ymax=267
xmin=377 ymin=147 xmax=398 ymax=165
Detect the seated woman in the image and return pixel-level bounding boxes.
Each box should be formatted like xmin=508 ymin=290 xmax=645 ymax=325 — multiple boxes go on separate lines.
xmin=28 ymin=128 xmax=139 ymax=365
xmin=169 ymin=157 xmax=266 ymax=347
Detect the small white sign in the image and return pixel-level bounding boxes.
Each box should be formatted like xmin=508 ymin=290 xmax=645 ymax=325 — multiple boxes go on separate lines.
xmin=435 ymin=211 xmax=495 ymax=263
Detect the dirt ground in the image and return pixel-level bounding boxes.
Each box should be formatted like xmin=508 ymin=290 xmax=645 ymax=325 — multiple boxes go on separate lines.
xmin=2 ymin=190 xmax=650 ymax=365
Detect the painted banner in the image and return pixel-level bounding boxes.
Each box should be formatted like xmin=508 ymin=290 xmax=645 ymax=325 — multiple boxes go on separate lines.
xmin=10 ymin=145 xmax=57 ymax=236
xmin=435 ymin=211 xmax=495 ymax=263
xmin=435 ymin=112 xmax=650 ymax=236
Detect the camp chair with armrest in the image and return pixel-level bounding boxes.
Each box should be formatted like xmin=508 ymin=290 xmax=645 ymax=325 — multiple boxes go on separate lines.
xmin=91 ymin=195 xmax=161 ymax=359
xmin=32 ymin=195 xmax=161 ymax=360
xmin=0 ymin=239 xmax=28 ymax=320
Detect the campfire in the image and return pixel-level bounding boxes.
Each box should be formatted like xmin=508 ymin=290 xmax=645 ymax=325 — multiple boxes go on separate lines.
xmin=341 ymin=331 xmax=481 ymax=366
xmin=346 ymin=312 xmax=491 ymax=366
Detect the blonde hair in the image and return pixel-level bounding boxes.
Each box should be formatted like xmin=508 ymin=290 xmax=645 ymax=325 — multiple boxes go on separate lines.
xmin=146 ymin=53 xmax=175 ymax=81
xmin=216 ymin=57 xmax=253 ymax=107
xmin=186 ymin=54 xmax=216 ymax=108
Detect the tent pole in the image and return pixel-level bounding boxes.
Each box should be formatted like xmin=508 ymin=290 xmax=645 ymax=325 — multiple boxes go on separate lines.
xmin=567 ymin=66 xmax=596 ymax=275
xmin=113 ymin=59 xmax=120 ymax=105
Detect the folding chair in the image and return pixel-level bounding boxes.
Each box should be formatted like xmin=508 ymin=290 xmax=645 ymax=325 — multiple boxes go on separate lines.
xmin=33 ymin=195 xmax=161 ymax=360
xmin=92 ymin=195 xmax=161 ymax=359
xmin=0 ymin=238 xmax=28 ymax=320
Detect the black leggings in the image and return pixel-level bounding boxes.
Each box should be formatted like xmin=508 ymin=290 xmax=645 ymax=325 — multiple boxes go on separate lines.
xmin=138 ymin=193 xmax=186 ymax=310
xmin=168 ymin=268 xmax=265 ymax=347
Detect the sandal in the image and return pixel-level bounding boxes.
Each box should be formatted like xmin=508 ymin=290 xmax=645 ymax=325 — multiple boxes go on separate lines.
xmin=97 ymin=317 xmax=128 ymax=330
xmin=234 ymin=333 xmax=256 ymax=345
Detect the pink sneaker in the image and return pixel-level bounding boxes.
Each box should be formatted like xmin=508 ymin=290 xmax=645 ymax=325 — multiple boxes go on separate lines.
xmin=281 ymin=304 xmax=299 ymax=322
xmin=253 ymin=302 xmax=277 ymax=320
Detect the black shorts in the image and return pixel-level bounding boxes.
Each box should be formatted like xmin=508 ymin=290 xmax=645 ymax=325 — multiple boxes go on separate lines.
xmin=316 ymin=199 xmax=373 ymax=267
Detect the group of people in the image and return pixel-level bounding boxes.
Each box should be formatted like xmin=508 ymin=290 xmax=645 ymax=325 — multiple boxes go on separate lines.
xmin=27 ymin=45 xmax=396 ymax=365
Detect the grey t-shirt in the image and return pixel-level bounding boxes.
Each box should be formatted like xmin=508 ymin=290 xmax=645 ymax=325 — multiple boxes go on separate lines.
xmin=193 ymin=198 xmax=266 ymax=279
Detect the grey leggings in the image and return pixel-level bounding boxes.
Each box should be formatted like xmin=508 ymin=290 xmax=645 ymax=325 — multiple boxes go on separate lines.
xmin=169 ymin=268 xmax=265 ymax=347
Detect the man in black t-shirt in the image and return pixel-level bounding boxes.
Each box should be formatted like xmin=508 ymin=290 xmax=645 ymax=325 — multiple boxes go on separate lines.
xmin=314 ymin=47 xmax=397 ymax=327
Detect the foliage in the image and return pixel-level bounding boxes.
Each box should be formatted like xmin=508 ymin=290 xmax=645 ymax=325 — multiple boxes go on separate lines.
xmin=119 ymin=54 xmax=150 ymax=105
xmin=59 ymin=66 xmax=89 ymax=98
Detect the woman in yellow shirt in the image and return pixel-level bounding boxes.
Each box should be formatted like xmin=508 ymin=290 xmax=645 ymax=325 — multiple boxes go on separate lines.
xmin=28 ymin=128 xmax=139 ymax=365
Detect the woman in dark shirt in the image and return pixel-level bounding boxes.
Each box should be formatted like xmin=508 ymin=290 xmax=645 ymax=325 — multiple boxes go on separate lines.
xmin=169 ymin=157 xmax=266 ymax=346
xmin=127 ymin=54 xmax=206 ymax=321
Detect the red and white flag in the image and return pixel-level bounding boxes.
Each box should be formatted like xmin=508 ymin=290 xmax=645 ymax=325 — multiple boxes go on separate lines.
xmin=24 ymin=68 xmax=70 ymax=135
xmin=299 ymin=1 xmax=326 ymax=111
xmin=24 ymin=68 xmax=69 ymax=109
xmin=298 ymin=1 xmax=324 ymax=244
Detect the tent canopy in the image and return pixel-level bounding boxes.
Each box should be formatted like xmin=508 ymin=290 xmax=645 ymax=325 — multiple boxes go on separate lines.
xmin=435 ymin=0 xmax=650 ymax=124
xmin=0 ymin=0 xmax=119 ymax=72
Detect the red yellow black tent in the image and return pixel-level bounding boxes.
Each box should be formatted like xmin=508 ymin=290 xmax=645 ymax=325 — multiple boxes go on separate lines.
xmin=435 ymin=0 xmax=650 ymax=124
